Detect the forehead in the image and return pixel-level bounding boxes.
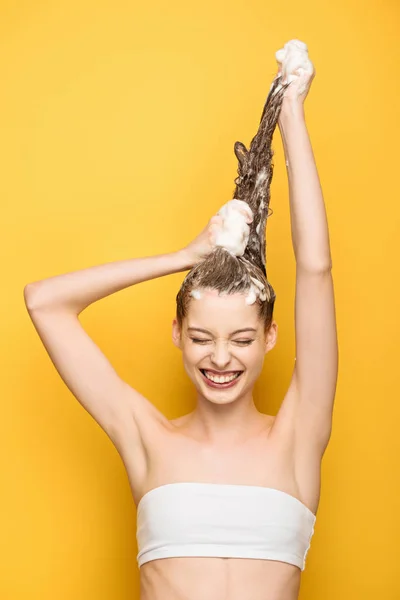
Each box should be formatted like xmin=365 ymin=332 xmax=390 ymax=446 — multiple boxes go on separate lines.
xmin=186 ymin=289 xmax=260 ymax=332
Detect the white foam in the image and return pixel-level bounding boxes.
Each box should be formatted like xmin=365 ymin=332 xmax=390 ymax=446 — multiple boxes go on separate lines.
xmin=190 ymin=289 xmax=202 ymax=300
xmin=250 ymin=277 xmax=265 ymax=291
xmin=214 ymin=199 xmax=253 ymax=257
xmin=245 ymin=277 xmax=268 ymax=305
xmin=245 ymin=285 xmax=258 ymax=305
xmin=269 ymin=39 xmax=314 ymax=97
xmin=255 ymin=168 xmax=268 ymax=187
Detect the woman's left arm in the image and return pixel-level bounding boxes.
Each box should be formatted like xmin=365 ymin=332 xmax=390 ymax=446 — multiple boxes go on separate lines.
xmin=278 ymin=88 xmax=338 ymax=453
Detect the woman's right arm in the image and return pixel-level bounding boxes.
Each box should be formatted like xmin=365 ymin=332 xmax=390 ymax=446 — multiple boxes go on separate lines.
xmin=24 ymin=250 xmax=193 ymax=314
xmin=23 ymin=249 xmax=193 ymax=489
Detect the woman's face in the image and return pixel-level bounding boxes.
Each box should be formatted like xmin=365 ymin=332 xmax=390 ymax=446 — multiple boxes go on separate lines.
xmin=172 ymin=289 xmax=277 ymax=405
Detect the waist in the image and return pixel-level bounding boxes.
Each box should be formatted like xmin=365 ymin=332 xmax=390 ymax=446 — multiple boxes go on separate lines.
xmin=140 ymin=556 xmax=301 ymax=600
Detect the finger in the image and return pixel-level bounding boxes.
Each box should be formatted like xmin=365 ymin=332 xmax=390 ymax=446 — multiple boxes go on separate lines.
xmin=239 ymin=209 xmax=253 ymax=223
xmin=209 ymin=224 xmax=220 ymax=245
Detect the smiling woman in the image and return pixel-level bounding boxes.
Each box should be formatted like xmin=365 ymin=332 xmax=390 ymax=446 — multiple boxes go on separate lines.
xmin=24 ymin=39 xmax=337 ymax=600
xmin=172 ymin=286 xmax=278 ymax=406
xmin=136 ymin=39 xmax=336 ymax=600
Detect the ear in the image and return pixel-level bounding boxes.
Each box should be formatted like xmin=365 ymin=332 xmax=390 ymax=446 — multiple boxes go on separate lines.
xmin=264 ymin=320 xmax=278 ymax=355
xmin=172 ymin=318 xmax=182 ymax=349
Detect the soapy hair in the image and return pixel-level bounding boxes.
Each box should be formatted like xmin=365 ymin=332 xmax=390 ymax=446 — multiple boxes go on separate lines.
xmin=176 ymin=75 xmax=291 ymax=332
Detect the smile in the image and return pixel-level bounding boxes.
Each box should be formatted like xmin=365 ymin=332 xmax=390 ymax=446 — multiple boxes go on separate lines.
xmin=199 ymin=369 xmax=243 ymax=388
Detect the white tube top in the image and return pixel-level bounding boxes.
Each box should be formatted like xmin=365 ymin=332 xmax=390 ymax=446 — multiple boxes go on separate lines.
xmin=136 ymin=482 xmax=316 ymax=571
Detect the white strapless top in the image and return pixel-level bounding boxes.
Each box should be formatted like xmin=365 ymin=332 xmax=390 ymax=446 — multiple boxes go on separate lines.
xmin=136 ymin=482 xmax=316 ymax=571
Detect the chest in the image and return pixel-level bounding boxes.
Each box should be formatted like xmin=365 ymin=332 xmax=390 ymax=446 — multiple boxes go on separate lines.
xmin=146 ymin=425 xmax=296 ymax=493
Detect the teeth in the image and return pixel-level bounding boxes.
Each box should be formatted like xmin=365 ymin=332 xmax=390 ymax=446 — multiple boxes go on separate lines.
xmin=203 ymin=371 xmax=241 ymax=384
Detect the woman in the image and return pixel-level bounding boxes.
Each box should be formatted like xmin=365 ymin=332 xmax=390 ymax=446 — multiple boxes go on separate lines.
xmin=24 ymin=45 xmax=338 ymax=600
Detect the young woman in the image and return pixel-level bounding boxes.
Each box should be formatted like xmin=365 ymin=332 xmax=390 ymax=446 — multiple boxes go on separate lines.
xmin=24 ymin=53 xmax=338 ymax=600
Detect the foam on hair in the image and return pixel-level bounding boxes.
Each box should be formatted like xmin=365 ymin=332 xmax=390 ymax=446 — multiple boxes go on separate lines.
xmin=176 ymin=74 xmax=291 ymax=331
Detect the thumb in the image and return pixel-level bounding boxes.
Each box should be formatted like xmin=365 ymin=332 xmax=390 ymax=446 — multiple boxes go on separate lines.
xmin=238 ymin=208 xmax=253 ymax=224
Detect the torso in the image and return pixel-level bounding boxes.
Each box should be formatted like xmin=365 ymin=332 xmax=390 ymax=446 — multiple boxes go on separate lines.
xmin=117 ymin=400 xmax=323 ymax=600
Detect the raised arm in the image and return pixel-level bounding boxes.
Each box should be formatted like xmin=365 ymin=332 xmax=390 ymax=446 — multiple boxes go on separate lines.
xmin=25 ymin=251 xmax=193 ymax=315
xmin=23 ymin=213 xmax=221 ymax=465
xmin=274 ymin=72 xmax=338 ymax=458
xmin=24 ymin=249 xmax=194 ymax=490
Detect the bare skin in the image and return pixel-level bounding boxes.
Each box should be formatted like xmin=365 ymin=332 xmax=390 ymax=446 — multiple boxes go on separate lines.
xmin=109 ymin=288 xmax=324 ymax=600
xmin=116 ymin=391 xmax=322 ymax=600
xmin=25 ymin=257 xmax=331 ymax=600
xmin=24 ymin=63 xmax=336 ymax=600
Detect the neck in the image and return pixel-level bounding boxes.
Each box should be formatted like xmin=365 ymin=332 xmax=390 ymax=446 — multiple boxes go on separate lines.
xmin=188 ymin=390 xmax=266 ymax=445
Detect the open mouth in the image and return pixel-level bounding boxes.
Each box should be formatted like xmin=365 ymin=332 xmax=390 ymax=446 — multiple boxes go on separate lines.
xmin=199 ymin=369 xmax=243 ymax=389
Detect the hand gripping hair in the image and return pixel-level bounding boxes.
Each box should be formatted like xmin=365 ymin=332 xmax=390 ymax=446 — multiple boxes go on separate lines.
xmin=176 ymin=50 xmax=295 ymax=332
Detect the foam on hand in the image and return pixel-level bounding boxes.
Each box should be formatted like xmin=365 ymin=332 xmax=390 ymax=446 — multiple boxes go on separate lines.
xmin=270 ymin=39 xmax=314 ymax=97
xmin=214 ymin=199 xmax=253 ymax=257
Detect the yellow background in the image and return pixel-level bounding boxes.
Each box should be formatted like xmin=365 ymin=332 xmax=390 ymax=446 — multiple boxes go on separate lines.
xmin=2 ymin=1 xmax=399 ymax=598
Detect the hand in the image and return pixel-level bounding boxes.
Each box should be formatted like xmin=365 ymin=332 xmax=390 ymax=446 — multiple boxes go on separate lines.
xmin=180 ymin=215 xmax=224 ymax=269
xmin=181 ymin=205 xmax=253 ymax=268
xmin=279 ymin=65 xmax=316 ymax=108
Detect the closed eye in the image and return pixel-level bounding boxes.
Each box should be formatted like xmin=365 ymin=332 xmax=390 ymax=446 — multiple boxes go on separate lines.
xmin=190 ymin=338 xmax=254 ymax=345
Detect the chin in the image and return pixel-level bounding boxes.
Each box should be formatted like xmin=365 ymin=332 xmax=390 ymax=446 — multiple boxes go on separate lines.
xmin=203 ymin=394 xmax=239 ymax=406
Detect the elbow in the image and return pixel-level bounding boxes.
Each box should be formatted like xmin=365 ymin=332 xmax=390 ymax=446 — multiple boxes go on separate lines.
xmin=296 ymin=260 xmax=332 ymax=274
xmin=294 ymin=243 xmax=332 ymax=274
xmin=23 ymin=283 xmax=41 ymax=311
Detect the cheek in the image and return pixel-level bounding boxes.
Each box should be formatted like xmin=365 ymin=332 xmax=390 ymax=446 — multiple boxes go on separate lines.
xmin=245 ymin=344 xmax=266 ymax=371
xmin=182 ymin=343 xmax=205 ymax=365
xmin=181 ymin=346 xmax=206 ymax=384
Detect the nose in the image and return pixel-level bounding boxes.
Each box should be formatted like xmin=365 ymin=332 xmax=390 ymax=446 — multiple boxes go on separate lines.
xmin=210 ymin=341 xmax=231 ymax=369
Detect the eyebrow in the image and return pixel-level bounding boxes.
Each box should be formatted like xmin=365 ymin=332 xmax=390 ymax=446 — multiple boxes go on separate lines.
xmin=187 ymin=327 xmax=257 ymax=335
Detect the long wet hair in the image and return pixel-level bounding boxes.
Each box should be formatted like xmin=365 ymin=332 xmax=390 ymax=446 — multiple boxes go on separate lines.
xmin=176 ymin=75 xmax=291 ymax=332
